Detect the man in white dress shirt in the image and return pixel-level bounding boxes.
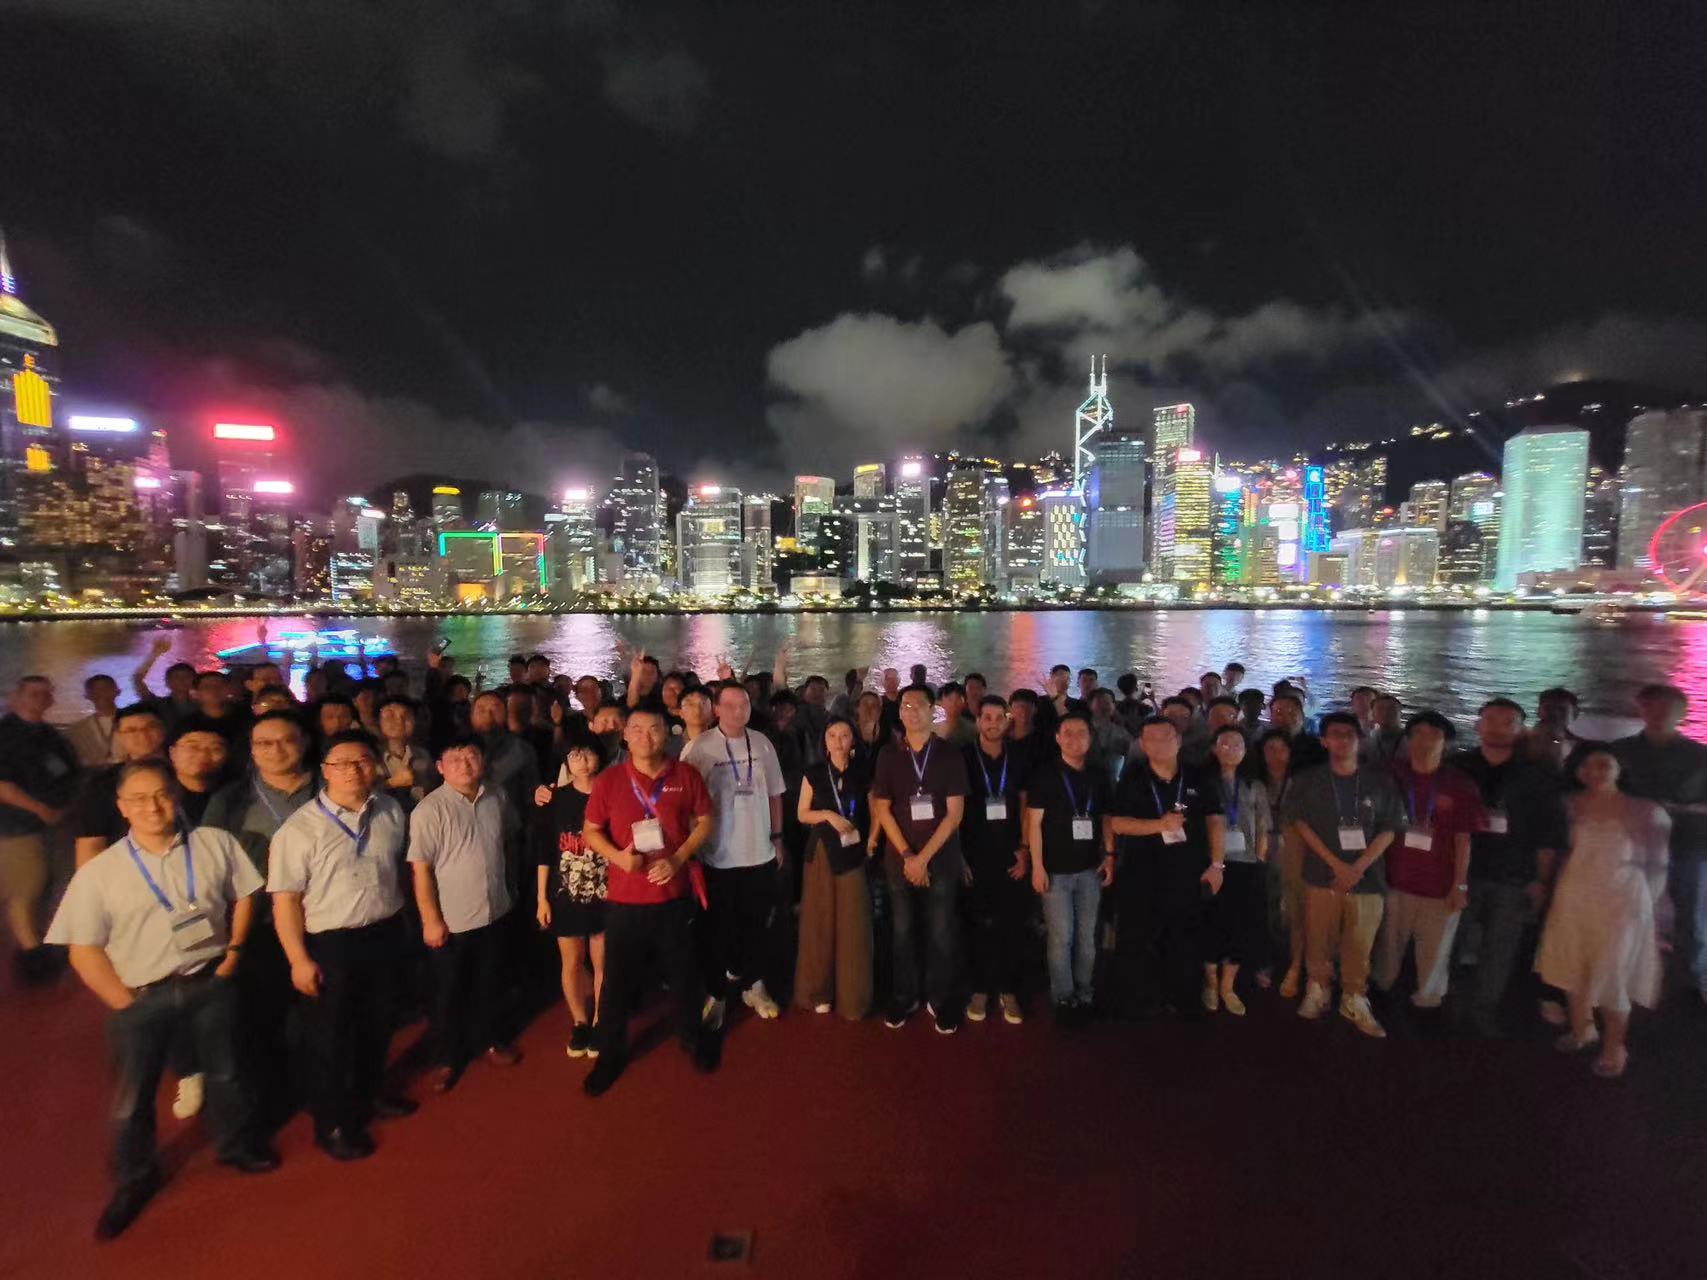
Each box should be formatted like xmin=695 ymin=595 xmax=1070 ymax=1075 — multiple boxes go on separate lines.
xmin=66 ymin=673 xmax=125 ymax=769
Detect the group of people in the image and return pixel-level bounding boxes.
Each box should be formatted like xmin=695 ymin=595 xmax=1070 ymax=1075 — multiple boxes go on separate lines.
xmin=2 ymin=638 xmax=1703 ymax=1243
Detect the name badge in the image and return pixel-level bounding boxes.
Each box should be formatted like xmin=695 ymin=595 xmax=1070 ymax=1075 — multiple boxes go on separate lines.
xmin=1405 ymin=827 xmax=1434 ymax=850
xmin=1338 ymin=826 xmax=1368 ymax=852
xmin=348 ymin=859 xmax=381 ymax=890
xmin=1072 ymin=817 xmax=1094 ymax=842
xmin=1224 ymin=829 xmax=1247 ymax=854
xmin=733 ymin=783 xmax=755 ymax=798
xmin=171 ymin=910 xmax=217 ymax=952
xmin=909 ymin=796 xmax=935 ymax=822
xmin=632 ymin=818 xmax=665 ymax=853
xmin=1161 ymin=826 xmax=1187 ymax=845
xmin=985 ymin=797 xmax=1009 ymax=821
xmin=839 ymin=829 xmax=862 ymax=848
xmin=1486 ymin=812 xmax=1509 ymax=835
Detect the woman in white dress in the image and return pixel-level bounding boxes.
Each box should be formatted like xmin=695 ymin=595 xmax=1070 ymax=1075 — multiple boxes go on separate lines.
xmin=1535 ymin=746 xmax=1671 ymax=1078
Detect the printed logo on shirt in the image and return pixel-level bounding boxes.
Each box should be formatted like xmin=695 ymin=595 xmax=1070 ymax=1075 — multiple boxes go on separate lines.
xmin=557 ymin=831 xmax=586 ymax=855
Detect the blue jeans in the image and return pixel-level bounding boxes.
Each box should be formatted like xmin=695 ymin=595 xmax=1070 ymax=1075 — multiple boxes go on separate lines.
xmin=886 ymin=859 xmax=961 ymax=1013
xmin=1670 ymin=854 xmax=1707 ymax=988
xmin=1042 ymin=868 xmax=1102 ymax=1004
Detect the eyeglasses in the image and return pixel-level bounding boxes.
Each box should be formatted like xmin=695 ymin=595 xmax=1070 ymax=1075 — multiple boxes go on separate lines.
xmin=324 ymin=758 xmax=377 ymax=772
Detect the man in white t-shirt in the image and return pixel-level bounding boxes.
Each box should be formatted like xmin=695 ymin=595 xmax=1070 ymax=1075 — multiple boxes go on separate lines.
xmin=680 ymin=683 xmax=787 ymax=1026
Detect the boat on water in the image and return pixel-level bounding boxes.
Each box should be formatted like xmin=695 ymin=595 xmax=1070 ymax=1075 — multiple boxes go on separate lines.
xmin=216 ymin=628 xmax=395 ymax=666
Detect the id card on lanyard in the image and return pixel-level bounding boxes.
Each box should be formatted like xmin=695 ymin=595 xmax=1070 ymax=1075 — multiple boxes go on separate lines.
xmin=828 ymin=769 xmax=862 ymax=847
xmin=1222 ymin=778 xmax=1247 ymax=854
xmin=908 ymin=741 xmax=936 ymax=823
xmin=1332 ymin=775 xmax=1367 ymax=851
xmin=1405 ymin=774 xmax=1436 ymax=850
xmin=724 ymin=733 xmax=756 ymax=798
xmin=317 ymin=796 xmax=380 ymax=889
xmin=979 ymin=751 xmax=1009 ymax=822
xmin=127 ymin=833 xmax=217 ymax=953
xmin=1062 ymin=769 xmax=1094 ymax=842
xmin=628 ymin=766 xmax=669 ymax=853
xmin=1152 ymin=772 xmax=1187 ymax=844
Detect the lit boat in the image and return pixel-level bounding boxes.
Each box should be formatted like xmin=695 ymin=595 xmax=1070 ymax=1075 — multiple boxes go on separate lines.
xmin=216 ymin=628 xmax=395 ymax=665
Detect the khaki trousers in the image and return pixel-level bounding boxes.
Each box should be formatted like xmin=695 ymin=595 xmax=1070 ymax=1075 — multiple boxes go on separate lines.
xmin=793 ymin=845 xmax=874 ymax=1020
xmin=1304 ymin=886 xmax=1385 ymax=997
xmin=1373 ymin=889 xmax=1461 ymax=1002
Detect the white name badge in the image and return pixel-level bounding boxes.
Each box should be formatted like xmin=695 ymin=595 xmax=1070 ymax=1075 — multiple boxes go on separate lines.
xmin=632 ymin=818 xmax=665 ymax=853
xmin=839 ymin=828 xmax=862 ymax=848
xmin=1223 ymin=829 xmax=1247 ymax=855
xmin=1486 ymin=812 xmax=1509 ymax=835
xmin=985 ymin=797 xmax=1009 ymax=821
xmin=347 ymin=859 xmax=381 ymax=890
xmin=909 ymin=796 xmax=936 ymax=822
xmin=1405 ymin=827 xmax=1434 ymax=850
xmin=1072 ymin=818 xmax=1094 ymax=842
xmin=733 ymin=783 xmax=755 ymax=798
xmin=171 ymin=910 xmax=217 ymax=951
xmin=1338 ymin=826 xmax=1368 ymax=852
xmin=1161 ymin=826 xmax=1187 ymax=845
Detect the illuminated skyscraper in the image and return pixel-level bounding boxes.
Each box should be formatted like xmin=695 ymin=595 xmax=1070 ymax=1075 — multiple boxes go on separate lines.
xmin=1494 ymin=427 xmax=1590 ymax=589
xmin=853 ymin=463 xmax=886 ymax=500
xmin=894 ymin=457 xmax=929 ymax=581
xmin=1408 ymin=480 xmax=1450 ymax=532
xmin=1449 ymin=472 xmax=1498 ymax=524
xmin=1073 ymin=355 xmax=1112 ymax=485
xmin=1151 ymin=403 xmax=1194 ymax=464
xmin=1166 ymin=449 xmax=1213 ymax=584
xmin=1303 ymin=465 xmax=1331 ymax=555
xmin=0 ymin=231 xmax=60 ymax=545
xmin=1618 ymin=409 xmax=1707 ymax=570
xmin=1040 ymin=489 xmax=1086 ymax=589
xmin=610 ymin=451 xmax=663 ymax=580
xmin=1581 ymin=466 xmax=1619 ymax=568
xmin=1002 ymin=495 xmax=1045 ymax=590
xmin=1211 ymin=474 xmax=1245 ymax=584
xmin=856 ymin=510 xmax=900 ymax=581
xmin=742 ymin=494 xmax=776 ymax=596
xmin=945 ymin=465 xmax=987 ymax=593
xmin=675 ymin=485 xmax=744 ymax=596
xmin=548 ymin=486 xmax=599 ymax=595
xmin=1332 ymin=454 xmax=1389 ymax=531
xmin=1440 ymin=520 xmax=1488 ymax=586
xmin=1085 ymin=428 xmax=1145 ymax=585
xmin=793 ymin=474 xmax=835 ymax=552
xmin=431 ymin=485 xmax=464 ymax=529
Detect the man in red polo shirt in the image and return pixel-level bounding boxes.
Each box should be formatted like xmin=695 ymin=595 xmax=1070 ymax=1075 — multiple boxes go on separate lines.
xmin=581 ymin=707 xmax=716 ymax=1096
xmin=1376 ymin=711 xmax=1485 ymax=1010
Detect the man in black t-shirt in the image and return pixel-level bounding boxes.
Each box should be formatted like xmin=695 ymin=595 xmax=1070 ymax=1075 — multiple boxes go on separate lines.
xmin=961 ymin=696 xmax=1031 ymax=1024
xmin=1108 ymin=715 xmax=1226 ymax=1020
xmin=0 ymin=676 xmax=79 ymax=981
xmin=72 ymin=704 xmax=168 ymax=868
xmin=1026 ymin=712 xmax=1114 ymax=1018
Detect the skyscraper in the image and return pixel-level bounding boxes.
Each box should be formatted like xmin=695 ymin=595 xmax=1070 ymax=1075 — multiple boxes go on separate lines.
xmin=742 ymin=494 xmax=776 ymax=596
xmin=1333 ymin=454 xmax=1389 ymax=531
xmin=1151 ymin=403 xmax=1194 ymax=464
xmin=1040 ymin=489 xmax=1086 ymax=589
xmin=1085 ymin=428 xmax=1145 ymax=584
xmin=1002 ymin=495 xmax=1045 ymax=591
xmin=1166 ymin=449 xmax=1213 ymax=584
xmin=475 ymin=489 xmax=525 ymax=531
xmin=675 ymin=485 xmax=744 ymax=596
xmin=1449 ymin=472 xmax=1498 ymax=524
xmin=609 ymin=451 xmax=662 ymax=580
xmin=894 ymin=457 xmax=929 ymax=582
xmin=431 ymin=485 xmax=464 ymax=529
xmin=1302 ymin=465 xmax=1331 ymax=556
xmin=855 ymin=509 xmax=900 ymax=582
xmin=1494 ymin=427 xmax=1590 ymax=589
xmin=1073 ymin=355 xmax=1112 ymax=485
xmin=1582 ymin=465 xmax=1620 ymax=569
xmin=945 ymin=465 xmax=987 ymax=593
xmin=549 ymin=486 xmax=599 ymax=595
xmin=852 ymin=463 xmax=886 ymax=500
xmin=0 ymin=229 xmax=59 ymax=546
xmin=1211 ymin=474 xmax=1245 ymax=584
xmin=792 ymin=475 xmax=835 ymax=554
xmin=1408 ymin=479 xmax=1449 ymax=532
xmin=1617 ymin=408 xmax=1707 ymax=570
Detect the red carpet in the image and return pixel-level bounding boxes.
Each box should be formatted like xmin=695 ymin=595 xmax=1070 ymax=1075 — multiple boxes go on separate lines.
xmin=2 ymin=970 xmax=1704 ymax=1279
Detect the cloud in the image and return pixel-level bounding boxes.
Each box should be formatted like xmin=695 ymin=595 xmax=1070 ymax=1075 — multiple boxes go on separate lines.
xmin=601 ymin=48 xmax=709 ymax=135
xmin=860 ymin=246 xmax=886 ymax=280
xmin=586 ymin=382 xmax=633 ymax=414
xmin=766 ymin=314 xmax=1014 ymax=472
xmin=1443 ymin=311 xmax=1707 ymax=399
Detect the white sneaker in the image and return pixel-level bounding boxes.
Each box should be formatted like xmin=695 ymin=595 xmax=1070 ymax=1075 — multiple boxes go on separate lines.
xmin=171 ymin=1073 xmax=205 ymax=1120
xmin=741 ymin=981 xmax=780 ymax=1020
xmin=1298 ymin=982 xmax=1330 ymax=1020
xmin=1340 ymin=994 xmax=1386 ymax=1038
xmin=813 ymin=1003 xmax=832 ymax=1014
xmin=702 ymin=995 xmax=726 ymax=1031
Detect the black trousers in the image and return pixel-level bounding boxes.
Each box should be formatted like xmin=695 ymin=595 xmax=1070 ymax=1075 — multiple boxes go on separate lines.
xmin=1115 ymin=859 xmax=1208 ymax=1018
xmin=597 ymin=898 xmax=701 ymax=1062
xmin=427 ymin=917 xmax=507 ymax=1067
xmin=699 ymin=861 xmax=777 ymax=1001
xmin=301 ymin=914 xmax=400 ymax=1138
xmin=108 ymin=971 xmax=252 ymax=1188
xmin=236 ymin=913 xmax=296 ymax=1128
xmin=967 ymin=853 xmax=1030 ymax=997
xmin=1207 ymin=862 xmax=1268 ymax=969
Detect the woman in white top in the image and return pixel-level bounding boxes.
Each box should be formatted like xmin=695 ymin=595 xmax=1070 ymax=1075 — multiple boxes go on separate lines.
xmin=1534 ymin=745 xmax=1670 ymax=1079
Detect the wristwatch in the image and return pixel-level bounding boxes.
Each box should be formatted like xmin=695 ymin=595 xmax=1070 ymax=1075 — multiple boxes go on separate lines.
xmin=1454 ymin=883 xmax=1470 ymax=893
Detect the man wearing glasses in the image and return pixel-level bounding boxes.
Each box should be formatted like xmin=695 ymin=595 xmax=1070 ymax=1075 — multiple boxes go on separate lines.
xmin=268 ymin=730 xmax=415 ymax=1161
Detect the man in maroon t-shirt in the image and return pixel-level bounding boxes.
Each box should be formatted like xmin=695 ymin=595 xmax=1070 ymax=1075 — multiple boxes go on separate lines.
xmin=1375 ymin=711 xmax=1485 ymax=1010
xmin=581 ymin=707 xmax=715 ymax=1095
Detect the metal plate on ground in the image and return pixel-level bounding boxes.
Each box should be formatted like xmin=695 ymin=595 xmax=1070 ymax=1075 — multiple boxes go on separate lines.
xmin=708 ymin=1230 xmax=754 ymax=1265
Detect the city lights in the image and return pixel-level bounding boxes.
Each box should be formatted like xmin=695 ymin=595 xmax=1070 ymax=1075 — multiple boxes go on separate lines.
xmin=68 ymin=415 xmax=138 ymax=433
xmin=133 ymin=476 xmax=162 ymax=490
xmin=213 ymin=422 xmax=276 ymax=441
xmin=253 ymin=479 xmax=294 ymax=495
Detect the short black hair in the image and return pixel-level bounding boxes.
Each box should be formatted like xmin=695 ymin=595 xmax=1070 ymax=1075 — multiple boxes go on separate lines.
xmin=938 ymin=680 xmax=964 ymax=698
xmin=1116 ymin=673 xmax=1138 ymax=695
xmin=1050 ymin=664 xmax=1071 ymax=676
xmin=1404 ymin=710 xmax=1456 ymax=739
xmin=377 ymin=694 xmax=418 ymax=714
xmin=1055 ymin=709 xmax=1093 ymax=732
xmin=1200 ymin=671 xmax=1221 ymax=683
xmin=84 ymin=672 xmax=117 ymax=693
xmin=192 ymin=670 xmax=228 ymax=689
xmin=1137 ymin=714 xmax=1179 ymax=735
xmin=1078 ymin=667 xmax=1097 ymax=678
xmin=1637 ymin=682 xmax=1687 ymax=705
xmin=527 ymin=653 xmax=549 ymax=666
xmin=445 ymin=674 xmax=472 ymax=695
xmin=1161 ymin=696 xmax=1193 ymax=713
xmin=1224 ymin=662 xmax=1246 ymax=676
xmin=1538 ymin=686 xmax=1579 ymax=707
xmin=1208 ymin=695 xmax=1239 ymax=711
xmin=1237 ymin=689 xmax=1265 ymax=707
xmin=509 ymin=653 xmax=527 ymax=665
xmin=165 ymin=661 xmax=196 ymax=679
xmin=1271 ymin=691 xmax=1304 ymax=711
xmin=114 ymin=703 xmax=164 ymax=729
xmin=964 ymin=671 xmax=986 ymax=685
xmin=1478 ymin=697 xmax=1526 ymax=720
xmin=1212 ymin=723 xmax=1247 ymax=744
xmin=1008 ymin=688 xmax=1039 ymax=706
xmin=770 ymin=688 xmax=799 ymax=709
xmin=321 ymin=728 xmax=380 ymax=760
xmin=316 ymin=693 xmax=356 ymax=713
xmin=977 ymin=694 xmax=1008 ymax=712
xmin=1350 ymin=685 xmax=1378 ymax=698
xmin=900 ymin=682 xmax=936 ymax=705
xmin=251 ymin=708 xmax=306 ymax=737
xmin=437 ymin=733 xmax=486 ymax=760
xmin=1318 ymin=711 xmax=1362 ymax=735
xmin=803 ymin=674 xmax=829 ymax=690
xmin=168 ymin=714 xmax=232 ymax=747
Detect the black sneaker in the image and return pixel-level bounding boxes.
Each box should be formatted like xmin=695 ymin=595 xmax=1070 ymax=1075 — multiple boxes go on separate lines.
xmin=583 ymin=1054 xmax=626 ymax=1098
xmin=883 ymin=1000 xmax=918 ymax=1029
xmin=218 ymin=1143 xmax=281 ymax=1175
xmin=95 ymin=1169 xmax=163 ymax=1241
xmin=931 ymin=1003 xmax=962 ymax=1035
xmin=1053 ymin=1000 xmax=1080 ymax=1028
xmin=568 ymin=1023 xmax=591 ymax=1058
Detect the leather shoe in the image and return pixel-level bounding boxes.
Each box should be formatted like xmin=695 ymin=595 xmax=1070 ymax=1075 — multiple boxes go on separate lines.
xmin=582 ymin=1055 xmax=625 ymax=1098
xmin=373 ymin=1095 xmax=418 ymax=1120
xmin=219 ymin=1144 xmax=281 ymax=1175
xmin=484 ymin=1043 xmax=521 ymax=1067
xmin=95 ymin=1170 xmax=163 ymax=1241
xmin=315 ymin=1128 xmax=376 ymax=1162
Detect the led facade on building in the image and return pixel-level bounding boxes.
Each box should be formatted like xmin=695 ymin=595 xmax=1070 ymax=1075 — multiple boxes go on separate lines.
xmin=1494 ymin=427 xmax=1590 ymax=589
xmin=1618 ymin=408 xmax=1707 ymax=570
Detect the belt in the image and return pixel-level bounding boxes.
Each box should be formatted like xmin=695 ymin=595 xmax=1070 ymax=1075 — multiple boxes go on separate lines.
xmin=133 ymin=965 xmax=219 ymax=998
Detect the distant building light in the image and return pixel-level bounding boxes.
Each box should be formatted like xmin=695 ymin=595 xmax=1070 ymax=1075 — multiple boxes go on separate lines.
xmin=357 ymin=507 xmax=386 ymax=519
xmin=1178 ymin=448 xmax=1202 ymax=463
xmin=900 ymin=460 xmax=924 ymax=478
xmin=254 ymin=479 xmax=294 ymax=495
xmin=133 ymin=476 xmax=163 ymax=490
xmin=69 ymin=415 xmax=138 ymax=433
xmin=563 ymin=486 xmax=592 ymax=501
xmin=1213 ymin=475 xmax=1242 ymax=493
xmin=432 ymin=485 xmax=461 ymax=496
xmin=213 ymin=422 xmax=276 ymax=441
xmin=699 ymin=485 xmax=722 ymax=496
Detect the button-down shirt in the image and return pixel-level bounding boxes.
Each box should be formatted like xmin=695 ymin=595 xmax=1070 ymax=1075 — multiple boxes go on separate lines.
xmin=680 ymin=728 xmax=786 ymax=869
xmin=46 ymin=827 xmax=261 ymax=988
xmin=204 ymin=773 xmax=317 ymax=878
xmin=66 ymin=712 xmax=122 ymax=769
xmin=266 ymin=791 xmax=407 ymax=932
xmin=406 ymin=784 xmax=513 ymax=933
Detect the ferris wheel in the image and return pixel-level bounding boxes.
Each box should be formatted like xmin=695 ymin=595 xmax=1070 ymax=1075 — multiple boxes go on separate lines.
xmin=1650 ymin=503 xmax=1707 ymax=597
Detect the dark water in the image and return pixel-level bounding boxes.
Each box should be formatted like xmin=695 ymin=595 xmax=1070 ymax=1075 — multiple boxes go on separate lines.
xmin=3 ymin=610 xmax=1704 ymax=737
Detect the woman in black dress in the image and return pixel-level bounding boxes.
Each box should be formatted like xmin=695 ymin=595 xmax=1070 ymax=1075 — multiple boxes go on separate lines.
xmin=534 ymin=739 xmax=608 ymax=1058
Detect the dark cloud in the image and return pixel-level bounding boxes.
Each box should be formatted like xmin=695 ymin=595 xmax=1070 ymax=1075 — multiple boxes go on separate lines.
xmin=600 ymin=48 xmax=709 ymax=135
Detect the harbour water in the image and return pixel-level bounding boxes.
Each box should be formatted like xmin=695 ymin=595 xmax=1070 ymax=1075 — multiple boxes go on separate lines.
xmin=3 ymin=609 xmax=1703 ymax=736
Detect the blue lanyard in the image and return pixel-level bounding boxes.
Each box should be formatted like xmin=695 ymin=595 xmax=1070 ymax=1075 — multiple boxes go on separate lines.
xmin=1221 ymin=775 xmax=1241 ymax=827
xmin=253 ymin=777 xmax=301 ymax=828
xmin=977 ymin=748 xmax=1008 ymax=798
xmin=722 ymin=732 xmax=754 ymax=788
xmin=627 ymin=764 xmax=668 ymax=818
xmin=1330 ymin=773 xmax=1362 ymax=826
xmin=908 ymin=740 xmax=933 ymax=794
xmin=315 ymin=796 xmax=371 ymax=857
xmin=126 ymin=833 xmax=195 ymax=912
xmin=1408 ymin=773 xmax=1437 ymax=826
xmin=827 ymin=767 xmax=856 ymax=819
xmin=1061 ymin=768 xmax=1093 ymax=818
xmin=1148 ymin=770 xmax=1184 ymax=816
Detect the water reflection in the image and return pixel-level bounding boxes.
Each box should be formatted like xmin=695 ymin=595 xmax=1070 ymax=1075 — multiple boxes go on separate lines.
xmin=1 ymin=611 xmax=1703 ymax=737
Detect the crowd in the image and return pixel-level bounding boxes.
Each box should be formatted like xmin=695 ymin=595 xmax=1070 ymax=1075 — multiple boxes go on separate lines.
xmin=1 ymin=635 xmax=1704 ymax=1242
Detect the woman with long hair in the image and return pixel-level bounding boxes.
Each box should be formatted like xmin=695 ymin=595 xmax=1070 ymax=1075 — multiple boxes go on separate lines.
xmin=1203 ymin=725 xmax=1271 ymax=1014
xmin=794 ymin=717 xmax=875 ymax=1018
xmin=1256 ymin=729 xmax=1303 ymax=997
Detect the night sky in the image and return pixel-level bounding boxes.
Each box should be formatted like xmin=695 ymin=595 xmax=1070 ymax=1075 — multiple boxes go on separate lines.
xmin=4 ymin=1 xmax=1705 ymax=499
